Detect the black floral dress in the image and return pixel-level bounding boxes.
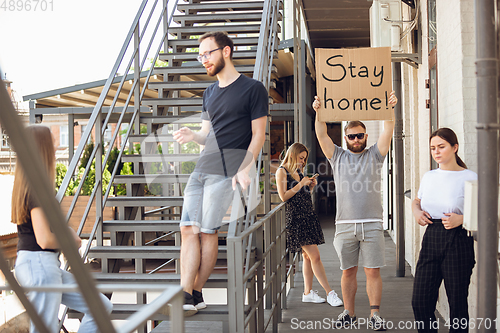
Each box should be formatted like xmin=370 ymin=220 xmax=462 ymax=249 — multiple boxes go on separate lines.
xmin=280 ymin=167 xmax=325 ymax=253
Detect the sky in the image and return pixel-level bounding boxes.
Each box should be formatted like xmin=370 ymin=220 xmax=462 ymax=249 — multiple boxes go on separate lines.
xmin=0 ymin=0 xmax=163 ymax=108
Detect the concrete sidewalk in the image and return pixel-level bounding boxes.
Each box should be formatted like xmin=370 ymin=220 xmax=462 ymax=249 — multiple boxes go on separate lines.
xmin=278 ymin=215 xmax=448 ymax=332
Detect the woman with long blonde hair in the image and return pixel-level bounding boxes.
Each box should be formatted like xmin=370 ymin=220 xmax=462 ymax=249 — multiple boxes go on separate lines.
xmin=276 ymin=142 xmax=343 ymax=307
xmin=12 ymin=125 xmax=112 ymax=333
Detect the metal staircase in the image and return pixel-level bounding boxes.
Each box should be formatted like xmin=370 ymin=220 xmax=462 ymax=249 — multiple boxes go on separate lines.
xmin=0 ymin=0 xmax=290 ymax=332
xmin=61 ymin=0 xmax=285 ymax=332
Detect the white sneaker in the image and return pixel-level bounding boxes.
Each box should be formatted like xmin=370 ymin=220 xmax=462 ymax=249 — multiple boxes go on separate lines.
xmin=327 ymin=290 xmax=343 ymax=307
xmin=302 ymin=290 xmax=326 ymax=303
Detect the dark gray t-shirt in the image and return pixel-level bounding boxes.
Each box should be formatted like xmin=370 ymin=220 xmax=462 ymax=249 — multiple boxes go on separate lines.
xmin=195 ymin=74 xmax=268 ymax=176
xmin=329 ymin=143 xmax=386 ymax=223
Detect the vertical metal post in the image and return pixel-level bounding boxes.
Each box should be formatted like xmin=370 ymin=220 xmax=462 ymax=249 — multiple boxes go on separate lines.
xmin=475 ymin=0 xmax=499 ymax=330
xmin=68 ymin=114 xmax=74 ymax=164
xmin=133 ymin=20 xmax=141 ymax=175
xmin=293 ymin=0 xmax=300 ymax=142
xmin=95 ymin=114 xmax=104 ymax=247
xmin=393 ymin=62 xmax=405 ymax=277
xmin=256 ymin=224 xmax=265 ymax=333
xmin=299 ymin=40 xmax=307 ymax=145
xmin=163 ymin=0 xmax=169 ymax=54
xmin=264 ymin=219 xmax=272 ymax=310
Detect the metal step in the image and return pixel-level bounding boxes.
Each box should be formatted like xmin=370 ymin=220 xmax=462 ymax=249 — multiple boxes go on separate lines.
xmin=142 ymin=97 xmax=203 ymax=108
xmin=153 ymin=64 xmax=255 ymax=76
xmin=103 ymin=220 xmax=182 ymax=233
xmin=93 ymin=273 xmax=228 ymax=288
xmin=173 ymin=13 xmax=264 ymax=25
xmin=168 ymin=23 xmax=262 ymax=36
xmin=88 ymin=246 xmax=228 ymax=260
xmin=167 ymin=36 xmax=259 ymax=48
xmin=106 ymin=196 xmax=184 ymax=208
xmin=113 ymin=174 xmax=191 ymax=185
xmin=69 ymin=303 xmax=236 ymax=322
xmin=102 ymin=219 xmax=229 ymax=233
xmin=139 ymin=114 xmax=203 ymax=124
xmin=121 ymin=154 xmax=199 ymax=163
xmin=177 ymin=1 xmax=264 ymax=13
xmin=159 ymin=50 xmax=258 ymax=62
xmin=128 ymin=134 xmax=176 ymax=143
xmin=148 ymin=80 xmax=214 ymax=92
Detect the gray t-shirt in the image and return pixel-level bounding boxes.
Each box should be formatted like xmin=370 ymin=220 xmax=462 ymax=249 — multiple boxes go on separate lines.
xmin=329 ymin=143 xmax=386 ymax=223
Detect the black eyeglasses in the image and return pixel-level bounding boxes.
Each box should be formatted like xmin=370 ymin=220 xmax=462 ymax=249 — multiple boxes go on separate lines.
xmin=346 ymin=133 xmax=365 ymax=140
xmin=197 ymin=47 xmax=223 ymax=63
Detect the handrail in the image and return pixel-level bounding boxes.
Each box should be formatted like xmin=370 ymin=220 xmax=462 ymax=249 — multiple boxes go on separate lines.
xmin=227 ymin=203 xmax=287 ymax=333
xmin=227 ymin=1 xmax=285 ymax=332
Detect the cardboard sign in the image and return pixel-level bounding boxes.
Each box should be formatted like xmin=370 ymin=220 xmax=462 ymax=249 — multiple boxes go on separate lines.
xmin=315 ymin=47 xmax=393 ymax=122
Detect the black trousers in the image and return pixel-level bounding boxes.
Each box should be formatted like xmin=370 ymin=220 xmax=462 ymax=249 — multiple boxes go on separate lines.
xmin=412 ymin=219 xmax=475 ymax=333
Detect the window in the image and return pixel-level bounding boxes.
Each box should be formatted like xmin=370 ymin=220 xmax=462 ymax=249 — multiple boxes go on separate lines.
xmin=1 ymin=128 xmax=9 ymax=148
xmin=60 ymin=125 xmax=68 ymax=147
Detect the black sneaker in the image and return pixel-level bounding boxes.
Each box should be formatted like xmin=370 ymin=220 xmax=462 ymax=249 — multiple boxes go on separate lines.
xmin=368 ymin=312 xmax=386 ymax=331
xmin=193 ymin=290 xmax=207 ymax=310
xmin=158 ymin=291 xmax=198 ymax=317
xmin=334 ymin=309 xmax=357 ymax=328
xmin=182 ymin=291 xmax=198 ymax=317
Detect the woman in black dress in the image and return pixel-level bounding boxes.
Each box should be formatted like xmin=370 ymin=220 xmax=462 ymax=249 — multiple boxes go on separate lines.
xmin=276 ymin=143 xmax=343 ymax=306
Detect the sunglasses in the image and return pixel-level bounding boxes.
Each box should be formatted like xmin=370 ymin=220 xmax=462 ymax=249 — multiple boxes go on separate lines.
xmin=197 ymin=47 xmax=223 ymax=63
xmin=346 ymin=133 xmax=365 ymax=140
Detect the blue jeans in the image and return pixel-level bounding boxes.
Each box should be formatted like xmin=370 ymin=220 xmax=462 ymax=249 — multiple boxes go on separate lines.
xmin=15 ymin=251 xmax=113 ymax=333
xmin=180 ymin=171 xmax=234 ymax=234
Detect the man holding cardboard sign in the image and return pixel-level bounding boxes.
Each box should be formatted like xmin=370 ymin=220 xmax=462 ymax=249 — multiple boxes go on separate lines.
xmin=312 ymin=47 xmax=397 ymax=331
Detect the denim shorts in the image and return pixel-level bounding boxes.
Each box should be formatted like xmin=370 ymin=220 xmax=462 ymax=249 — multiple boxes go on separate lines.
xmin=333 ymin=222 xmax=386 ymax=270
xmin=180 ymin=171 xmax=234 ymax=234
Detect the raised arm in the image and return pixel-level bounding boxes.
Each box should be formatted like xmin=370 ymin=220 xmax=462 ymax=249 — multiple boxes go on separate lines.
xmin=312 ymin=96 xmax=335 ymax=159
xmin=377 ymin=91 xmax=398 ymax=156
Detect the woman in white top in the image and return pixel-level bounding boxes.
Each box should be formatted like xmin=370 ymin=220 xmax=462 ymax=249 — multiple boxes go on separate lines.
xmin=411 ymin=128 xmax=477 ymax=333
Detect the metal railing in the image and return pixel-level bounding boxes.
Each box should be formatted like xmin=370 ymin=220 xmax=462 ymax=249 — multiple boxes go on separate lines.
xmin=56 ymin=0 xmax=179 ymax=252
xmin=226 ymin=1 xmax=291 ymax=332
xmin=227 ymin=203 xmax=294 ymax=333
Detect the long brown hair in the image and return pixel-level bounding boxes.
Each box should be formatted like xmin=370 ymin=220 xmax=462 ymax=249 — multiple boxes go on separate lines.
xmin=280 ymin=143 xmax=309 ymax=175
xmin=430 ymin=127 xmax=467 ymax=169
xmin=11 ymin=125 xmax=55 ymax=225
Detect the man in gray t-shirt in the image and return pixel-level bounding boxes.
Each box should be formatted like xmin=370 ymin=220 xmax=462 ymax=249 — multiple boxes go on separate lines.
xmin=312 ymin=92 xmax=397 ymax=330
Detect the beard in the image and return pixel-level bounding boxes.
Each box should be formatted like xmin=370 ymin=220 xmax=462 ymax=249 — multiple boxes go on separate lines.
xmin=206 ymin=56 xmax=225 ymax=77
xmin=346 ymin=139 xmax=367 ymax=153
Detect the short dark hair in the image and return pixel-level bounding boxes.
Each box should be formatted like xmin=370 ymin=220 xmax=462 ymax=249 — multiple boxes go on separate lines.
xmin=199 ymin=31 xmax=234 ymax=60
xmin=344 ymin=121 xmax=366 ymax=133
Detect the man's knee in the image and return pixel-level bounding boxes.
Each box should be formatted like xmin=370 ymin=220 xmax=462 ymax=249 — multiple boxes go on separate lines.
xmin=364 ymin=267 xmax=381 ymax=279
xmin=181 ymin=226 xmax=200 ymax=238
xmin=342 ymin=266 xmax=358 ymax=278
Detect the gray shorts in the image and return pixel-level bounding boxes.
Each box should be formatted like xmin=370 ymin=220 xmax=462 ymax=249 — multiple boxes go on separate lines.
xmin=333 ymin=222 xmax=386 ymax=270
xmin=180 ymin=171 xmax=234 ymax=234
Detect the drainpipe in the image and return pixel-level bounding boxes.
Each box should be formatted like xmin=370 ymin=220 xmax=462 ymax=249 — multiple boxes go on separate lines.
xmin=475 ymin=0 xmax=499 ymax=331
xmin=393 ymin=62 xmax=405 ymax=277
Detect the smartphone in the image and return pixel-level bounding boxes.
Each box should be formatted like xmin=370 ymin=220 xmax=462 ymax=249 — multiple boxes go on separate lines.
xmin=311 ymin=173 xmax=319 ymax=179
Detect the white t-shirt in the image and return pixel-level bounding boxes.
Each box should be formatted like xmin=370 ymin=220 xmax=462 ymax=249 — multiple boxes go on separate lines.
xmin=417 ymin=168 xmax=478 ymax=219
